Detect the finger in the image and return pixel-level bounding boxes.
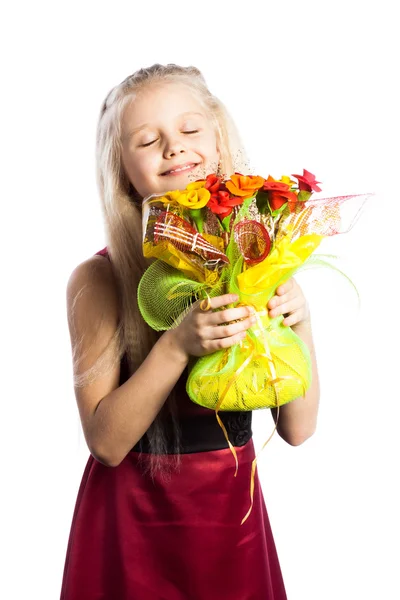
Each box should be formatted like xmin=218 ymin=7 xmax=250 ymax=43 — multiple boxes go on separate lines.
xmin=208 ymin=315 xmax=256 ymax=339
xmin=282 ymin=310 xmax=302 ymax=327
xmin=208 ymin=305 xmax=255 ymax=325
xmin=196 ymin=294 xmax=239 ymax=312
xmin=206 ymin=329 xmax=248 ymax=351
xmin=276 ymin=279 xmax=294 ymax=296
xmin=268 ymin=292 xmax=292 ymax=309
xmin=269 ymin=298 xmax=303 ymax=318
xmin=268 ymin=285 xmax=299 ymax=309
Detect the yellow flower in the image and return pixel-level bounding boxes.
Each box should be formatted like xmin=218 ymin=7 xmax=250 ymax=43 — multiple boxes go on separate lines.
xmin=277 ymin=175 xmax=296 ymax=187
xmin=167 ymin=187 xmax=211 ymax=209
xmin=186 ymin=181 xmax=207 ymax=191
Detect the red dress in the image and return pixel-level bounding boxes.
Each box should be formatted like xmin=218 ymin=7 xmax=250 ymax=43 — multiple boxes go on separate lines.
xmin=60 ymin=249 xmax=287 ymax=600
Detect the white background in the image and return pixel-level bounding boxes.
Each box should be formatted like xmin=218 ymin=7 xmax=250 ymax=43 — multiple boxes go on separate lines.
xmin=2 ymin=1 xmax=399 ymax=599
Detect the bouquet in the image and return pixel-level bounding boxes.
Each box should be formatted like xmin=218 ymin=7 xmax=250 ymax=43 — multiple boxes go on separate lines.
xmin=138 ymin=170 xmax=368 ymax=413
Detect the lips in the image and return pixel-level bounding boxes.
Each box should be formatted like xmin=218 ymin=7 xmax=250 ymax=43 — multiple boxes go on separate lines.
xmin=161 ymin=163 xmax=199 ymax=176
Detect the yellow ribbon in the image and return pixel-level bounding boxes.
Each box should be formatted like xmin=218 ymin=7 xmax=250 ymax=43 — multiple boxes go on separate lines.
xmin=212 ymin=306 xmax=308 ymax=524
xmin=215 ymin=353 xmax=254 ymax=477
xmin=242 ymin=309 xmax=284 ymax=524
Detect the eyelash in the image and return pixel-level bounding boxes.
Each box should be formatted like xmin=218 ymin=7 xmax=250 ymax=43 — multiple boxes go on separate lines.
xmin=140 ymin=130 xmax=199 ymax=148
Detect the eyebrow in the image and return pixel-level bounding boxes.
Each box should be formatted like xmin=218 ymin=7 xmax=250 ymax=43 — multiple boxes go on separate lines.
xmin=125 ymin=111 xmax=205 ymax=140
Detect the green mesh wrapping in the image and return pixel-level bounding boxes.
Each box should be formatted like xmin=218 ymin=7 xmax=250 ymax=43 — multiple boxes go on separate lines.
xmin=137 ymin=260 xmax=225 ymax=331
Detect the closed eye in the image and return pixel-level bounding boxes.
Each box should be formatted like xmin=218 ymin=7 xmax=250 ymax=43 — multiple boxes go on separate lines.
xmin=140 ymin=139 xmax=158 ymax=147
xmin=140 ymin=130 xmax=198 ymax=147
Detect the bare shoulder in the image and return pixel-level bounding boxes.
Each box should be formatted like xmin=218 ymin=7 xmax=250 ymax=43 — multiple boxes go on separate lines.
xmin=67 ymin=254 xmax=118 ymax=308
xmin=66 ymin=254 xmax=121 ymax=443
xmin=66 ymin=254 xmax=120 ymax=347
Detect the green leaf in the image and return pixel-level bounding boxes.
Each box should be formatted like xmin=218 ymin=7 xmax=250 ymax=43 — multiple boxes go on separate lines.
xmin=221 ymin=214 xmax=232 ymax=232
xmin=270 ymin=202 xmax=288 ymax=217
xmin=256 ymin=191 xmax=270 ymax=214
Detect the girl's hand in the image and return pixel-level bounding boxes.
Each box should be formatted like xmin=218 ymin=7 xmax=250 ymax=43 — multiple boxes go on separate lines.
xmin=267 ymin=278 xmax=310 ymax=327
xmin=165 ymin=294 xmax=256 ymax=360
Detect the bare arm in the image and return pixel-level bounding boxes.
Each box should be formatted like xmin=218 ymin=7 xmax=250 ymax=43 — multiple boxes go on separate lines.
xmin=271 ymin=317 xmax=320 ymax=446
xmin=266 ymin=278 xmax=320 ymax=445
xmin=87 ymin=328 xmax=190 ymax=468
xmin=67 ymin=256 xmax=255 ymax=467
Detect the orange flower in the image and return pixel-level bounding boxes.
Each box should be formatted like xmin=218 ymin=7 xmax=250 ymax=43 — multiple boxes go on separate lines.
xmin=225 ymin=173 xmax=265 ymax=198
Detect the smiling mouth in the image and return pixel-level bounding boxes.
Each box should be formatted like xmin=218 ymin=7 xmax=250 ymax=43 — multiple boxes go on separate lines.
xmin=161 ymin=163 xmax=200 ymax=176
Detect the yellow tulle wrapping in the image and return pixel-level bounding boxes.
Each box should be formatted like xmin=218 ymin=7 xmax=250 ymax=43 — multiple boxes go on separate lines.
xmin=186 ymin=233 xmax=323 ymax=410
xmin=143 ymin=234 xmax=225 ymax=284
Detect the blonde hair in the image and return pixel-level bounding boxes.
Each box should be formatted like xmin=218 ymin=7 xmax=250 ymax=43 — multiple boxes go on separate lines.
xmin=76 ymin=63 xmax=249 ymax=468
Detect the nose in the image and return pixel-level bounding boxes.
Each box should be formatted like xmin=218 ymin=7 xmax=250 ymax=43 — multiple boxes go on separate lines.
xmin=163 ymin=137 xmax=186 ymax=159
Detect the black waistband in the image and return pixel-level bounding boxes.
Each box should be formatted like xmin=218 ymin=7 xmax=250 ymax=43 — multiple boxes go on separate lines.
xmin=131 ymin=411 xmax=252 ymax=455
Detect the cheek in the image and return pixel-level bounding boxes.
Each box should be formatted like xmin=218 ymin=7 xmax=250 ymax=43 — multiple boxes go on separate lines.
xmin=123 ymin=150 xmax=155 ymax=187
xmin=195 ymin=131 xmax=219 ymax=161
xmin=206 ymin=132 xmax=220 ymax=159
xmin=127 ymin=155 xmax=165 ymax=199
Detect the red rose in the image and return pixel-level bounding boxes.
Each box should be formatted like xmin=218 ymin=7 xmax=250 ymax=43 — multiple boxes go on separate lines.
xmin=292 ymin=169 xmax=322 ymax=193
xmin=208 ymin=190 xmax=244 ymax=220
xmin=262 ymin=176 xmax=298 ymax=211
xmin=204 ymin=173 xmax=222 ymax=194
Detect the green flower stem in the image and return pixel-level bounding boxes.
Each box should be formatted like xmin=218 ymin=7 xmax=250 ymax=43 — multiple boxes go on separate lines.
xmin=190 ymin=208 xmax=205 ymax=233
xmin=297 ymin=190 xmax=312 ymax=202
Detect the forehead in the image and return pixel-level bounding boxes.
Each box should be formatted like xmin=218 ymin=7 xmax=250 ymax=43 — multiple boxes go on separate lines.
xmin=121 ymin=83 xmax=208 ymax=134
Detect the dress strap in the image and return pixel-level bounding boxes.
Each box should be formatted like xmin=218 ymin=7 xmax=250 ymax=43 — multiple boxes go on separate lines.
xmin=95 ymin=247 xmax=109 ymax=260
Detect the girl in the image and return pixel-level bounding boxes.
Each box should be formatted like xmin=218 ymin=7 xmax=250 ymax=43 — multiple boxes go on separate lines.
xmin=60 ymin=63 xmax=320 ymax=600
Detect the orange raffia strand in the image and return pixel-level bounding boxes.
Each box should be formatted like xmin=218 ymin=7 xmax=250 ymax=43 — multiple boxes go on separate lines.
xmin=241 ymin=404 xmax=280 ymax=525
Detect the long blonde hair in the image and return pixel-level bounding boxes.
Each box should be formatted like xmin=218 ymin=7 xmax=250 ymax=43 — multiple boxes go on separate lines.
xmin=78 ymin=64 xmax=248 ymax=467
